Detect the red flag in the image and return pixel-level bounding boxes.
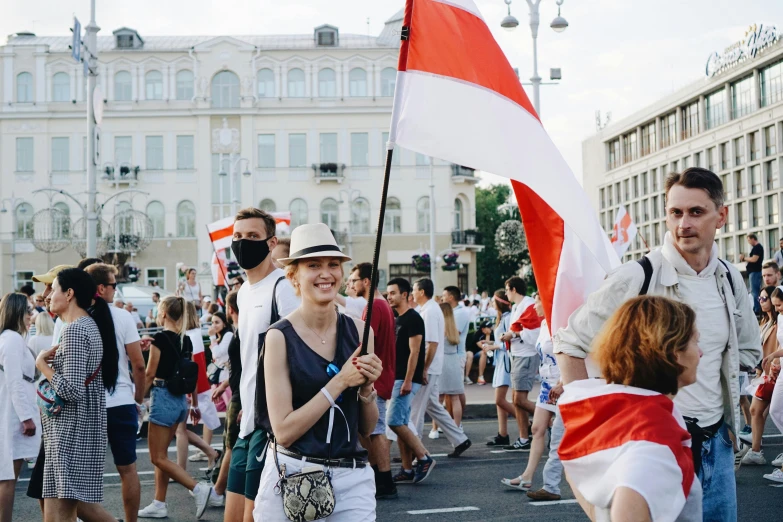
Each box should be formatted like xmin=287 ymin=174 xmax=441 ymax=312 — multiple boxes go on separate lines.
xmin=510 ymin=301 xmax=543 ymax=332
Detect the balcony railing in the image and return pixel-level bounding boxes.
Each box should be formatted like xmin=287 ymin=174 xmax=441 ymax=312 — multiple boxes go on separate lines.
xmin=451 ymin=164 xmax=479 ymax=183
xmin=451 ymin=229 xmax=483 ymax=248
xmin=312 ymin=163 xmax=345 ymax=183
xmin=102 ymin=165 xmax=139 ymax=184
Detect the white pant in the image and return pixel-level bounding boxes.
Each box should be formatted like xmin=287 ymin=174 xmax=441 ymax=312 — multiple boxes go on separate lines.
xmin=770 ymin=373 xmax=783 ymax=434
xmin=253 ymin=449 xmax=376 ymax=521
xmin=543 ymin=410 xmax=565 ymax=495
xmin=410 ymin=374 xmax=468 ymax=447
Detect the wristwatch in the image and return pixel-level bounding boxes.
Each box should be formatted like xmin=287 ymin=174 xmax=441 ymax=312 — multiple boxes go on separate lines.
xmin=358 ymin=387 xmax=377 ymax=404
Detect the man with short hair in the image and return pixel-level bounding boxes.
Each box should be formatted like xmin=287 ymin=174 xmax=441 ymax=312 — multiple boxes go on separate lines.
xmin=554 ymin=167 xmax=761 ymax=520
xmin=84 ymin=263 xmax=146 ymax=522
xmin=409 ymin=278 xmax=472 ymax=459
xmin=271 ymin=237 xmax=290 ymax=270
xmin=124 ymin=301 xmax=144 ymax=328
xmin=348 ymin=262 xmax=397 ymax=498
xmin=500 ymin=276 xmax=540 ymax=451
xmin=386 ymin=278 xmax=433 ymax=485
xmin=225 ymin=207 xmax=299 ymax=522
xmin=775 ymin=238 xmax=783 ymax=269
xmin=740 ymin=233 xmax=764 ymax=314
xmin=114 ymin=298 xmax=125 ymax=309
xmin=762 ymin=260 xmax=781 ymax=287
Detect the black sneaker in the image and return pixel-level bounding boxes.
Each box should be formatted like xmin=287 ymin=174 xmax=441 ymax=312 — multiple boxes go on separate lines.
xmin=486 ymin=433 xmax=510 ymax=446
xmin=375 ymin=483 xmax=399 ymax=500
xmin=392 ymin=470 xmax=414 ymax=485
xmin=503 ymin=438 xmax=531 ymax=451
xmin=448 ymin=439 xmax=472 ymax=458
xmin=413 ymin=456 xmax=436 ymax=484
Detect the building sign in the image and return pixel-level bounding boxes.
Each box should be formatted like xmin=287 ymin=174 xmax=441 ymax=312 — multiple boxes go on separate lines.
xmin=705 ymin=24 xmax=778 ymax=77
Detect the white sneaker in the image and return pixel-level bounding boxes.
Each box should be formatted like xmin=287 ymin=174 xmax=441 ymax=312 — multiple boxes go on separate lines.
xmin=763 ymin=468 xmax=783 ymax=483
xmin=428 ymin=429 xmax=440 ymax=440
xmin=138 ymin=501 xmax=168 ymax=519
xmin=188 ymin=450 xmax=208 ymax=462
xmin=741 ymin=449 xmax=766 ymax=465
xmin=772 ymin=453 xmax=783 ymax=467
xmin=208 ymin=490 xmax=226 ymax=507
xmin=738 ymin=432 xmax=753 ymax=445
xmin=194 ymin=482 xmax=213 ymax=519
xmin=464 ymin=376 xmax=473 ymax=385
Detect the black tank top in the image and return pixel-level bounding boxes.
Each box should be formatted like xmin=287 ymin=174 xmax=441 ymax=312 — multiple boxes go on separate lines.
xmin=273 ymin=313 xmax=367 ymax=460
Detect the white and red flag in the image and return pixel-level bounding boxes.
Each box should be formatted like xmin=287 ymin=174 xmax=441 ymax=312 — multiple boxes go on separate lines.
xmin=387 ymin=0 xmax=620 ymax=333
xmin=207 ymin=211 xmax=293 ymax=251
xmin=211 ymin=249 xmax=227 ymax=287
xmin=610 ymin=205 xmax=637 ymax=257
xmin=557 ymin=380 xmax=695 ymax=521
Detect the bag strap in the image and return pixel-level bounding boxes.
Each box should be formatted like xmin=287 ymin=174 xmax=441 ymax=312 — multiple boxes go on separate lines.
xmin=84 ymin=363 xmax=102 ymax=386
xmin=718 ymin=259 xmax=735 ymax=295
xmin=637 ymin=256 xmax=653 ymax=296
xmin=0 ymin=363 xmax=35 ymax=383
xmin=269 ymin=276 xmax=285 ymax=326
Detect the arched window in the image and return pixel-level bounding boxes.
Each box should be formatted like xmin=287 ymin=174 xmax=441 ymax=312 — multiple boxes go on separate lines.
xmin=259 ymin=199 xmax=276 ymax=213
xmin=320 ymin=198 xmax=339 ymax=230
xmin=211 ymin=71 xmax=240 ymax=108
xmin=416 ymin=197 xmax=430 ymax=233
xmin=384 ymin=197 xmax=401 ymax=234
xmin=318 ymin=68 xmax=336 ymax=97
xmin=351 ymin=198 xmax=371 ymax=234
xmin=290 ymin=198 xmax=308 ymax=229
xmin=287 ymin=68 xmax=305 ymax=98
xmin=16 ymin=202 xmax=34 ymax=239
xmin=52 ymin=72 xmax=70 ymax=102
xmin=257 ymin=68 xmax=275 ymax=98
xmin=147 ymin=201 xmax=165 ymax=237
xmin=454 ymin=198 xmax=463 ymax=231
xmin=53 ymin=202 xmax=70 ymax=240
xmin=381 ymin=67 xmax=396 ymax=97
xmin=115 ymin=71 xmax=132 ymax=101
xmin=16 ymin=72 xmax=33 ymax=103
xmin=116 ymin=201 xmax=133 ymax=236
xmin=349 ymin=68 xmax=367 ymax=97
xmin=176 ymin=200 xmax=196 ymax=237
xmin=145 ymin=70 xmax=163 ymax=100
xmin=176 ymin=69 xmax=193 ymax=100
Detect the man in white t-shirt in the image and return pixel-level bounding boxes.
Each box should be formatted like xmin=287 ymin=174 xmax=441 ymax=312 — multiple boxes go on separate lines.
xmin=85 ymin=263 xmax=146 ymax=522
xmin=409 ymin=278 xmax=471 ymax=458
xmin=225 ymin=208 xmax=299 ymax=522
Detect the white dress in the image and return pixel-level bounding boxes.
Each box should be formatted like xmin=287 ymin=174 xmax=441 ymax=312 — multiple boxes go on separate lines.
xmin=0 ymin=329 xmax=42 ymax=480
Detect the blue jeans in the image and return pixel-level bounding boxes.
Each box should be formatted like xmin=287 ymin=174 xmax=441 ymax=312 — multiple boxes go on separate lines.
xmin=749 ymin=271 xmax=761 ymax=315
xmin=699 ymin=423 xmax=737 ymax=521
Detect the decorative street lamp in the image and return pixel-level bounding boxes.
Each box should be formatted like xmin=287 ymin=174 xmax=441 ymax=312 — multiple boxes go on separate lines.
xmin=218 ymin=153 xmax=252 ymax=217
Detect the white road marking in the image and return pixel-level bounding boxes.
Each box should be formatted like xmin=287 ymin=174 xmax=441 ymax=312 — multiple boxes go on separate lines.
xmin=429 ymin=453 xmax=448 ymax=457
xmin=407 ymin=507 xmax=480 ymax=514
xmin=135 ymin=443 xmax=222 ymax=454
xmin=763 ymin=434 xmax=782 ymax=439
xmin=19 ymin=471 xmax=155 ymax=483
xmin=489 ymin=450 xmax=506 ymax=454
xmin=529 ymin=499 xmax=579 ymax=506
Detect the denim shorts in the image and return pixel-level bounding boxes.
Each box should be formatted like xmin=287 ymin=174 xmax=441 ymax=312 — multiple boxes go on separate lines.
xmin=387 ymin=380 xmax=422 ymax=427
xmin=149 ymin=386 xmax=188 ymax=428
xmin=107 ymin=404 xmax=139 ymax=466
xmin=372 ymin=397 xmax=388 ymax=436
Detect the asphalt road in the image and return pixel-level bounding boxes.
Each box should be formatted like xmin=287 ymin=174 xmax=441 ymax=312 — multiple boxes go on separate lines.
xmin=11 ymin=417 xmax=783 ymax=521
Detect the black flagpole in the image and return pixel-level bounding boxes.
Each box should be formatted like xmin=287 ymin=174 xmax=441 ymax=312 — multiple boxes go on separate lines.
xmin=360 ymin=147 xmax=394 ymax=356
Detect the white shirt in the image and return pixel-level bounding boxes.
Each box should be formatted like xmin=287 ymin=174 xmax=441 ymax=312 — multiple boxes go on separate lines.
xmin=28 ymin=334 xmax=53 ymax=356
xmin=182 ymin=281 xmax=201 ymax=302
xmin=211 ymin=331 xmax=233 ymax=369
xmin=129 ymin=310 xmax=144 ymax=328
xmin=237 ymin=268 xmax=299 ymax=438
xmin=419 ymin=299 xmax=445 ymax=376
xmin=480 ymin=297 xmax=491 ymax=312
xmin=107 ymin=307 xmax=142 ymax=408
xmin=343 ymin=296 xmax=367 ymax=319
xmin=508 ymin=296 xmax=539 ymax=357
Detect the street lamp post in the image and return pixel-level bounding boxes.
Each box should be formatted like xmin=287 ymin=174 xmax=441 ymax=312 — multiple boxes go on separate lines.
xmin=501 ymin=0 xmax=569 ymax=116
xmin=218 ymin=153 xmax=252 ymax=217
xmin=338 ymin=187 xmax=362 ymax=264
xmin=85 ymin=0 xmax=100 ymax=257
xmin=1 ymin=194 xmax=25 ymax=291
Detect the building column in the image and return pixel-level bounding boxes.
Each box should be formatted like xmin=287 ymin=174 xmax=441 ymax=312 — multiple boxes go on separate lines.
xmin=304 ymin=64 xmax=312 ymax=98
xmin=369 ymin=63 xmax=376 ymax=99
xmin=137 ymin=64 xmax=145 ymax=101
xmin=341 ymin=64 xmax=349 ymax=99
xmin=281 ymin=66 xmax=288 ymax=98
xmin=655 ymin=117 xmax=662 ymax=151
xmin=35 ymin=49 xmax=46 ymax=104
xmin=698 ymin=94 xmax=706 ymax=132
xmin=99 ymin=63 xmax=107 ymax=100
xmin=311 ymin=64 xmax=318 ymax=98
xmin=619 ymin=136 xmax=626 ymax=166
xmin=724 ymin=82 xmax=732 ymax=120
xmin=70 ymin=66 xmax=77 ymax=103
xmin=162 ymin=64 xmax=169 ymax=101
xmin=274 ymin=65 xmax=281 ymax=99
xmin=1 ymin=51 xmax=13 ymax=105
xmin=336 ymin=63 xmax=343 ymax=99
xmin=131 ymin=65 xmax=138 ymax=101
xmin=45 ymin=68 xmax=52 ymax=102
xmin=675 ymin=106 xmax=683 ymax=142
xmin=107 ymin=65 xmax=114 ymax=100
xmin=636 ymin=126 xmax=642 ymax=159
xmin=752 ymin=69 xmax=761 ymax=111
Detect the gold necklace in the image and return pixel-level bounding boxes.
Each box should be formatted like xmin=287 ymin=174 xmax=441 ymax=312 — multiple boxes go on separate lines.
xmin=301 ymin=312 xmax=335 ymax=345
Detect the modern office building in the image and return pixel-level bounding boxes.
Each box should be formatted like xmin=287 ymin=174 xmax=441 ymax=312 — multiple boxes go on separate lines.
xmin=583 ymin=24 xmax=782 ymax=267
xmin=0 ymin=9 xmax=482 ymax=293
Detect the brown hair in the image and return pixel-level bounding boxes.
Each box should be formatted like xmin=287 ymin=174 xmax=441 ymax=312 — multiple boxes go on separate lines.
xmin=594 ymin=296 xmax=696 ymax=396
xmin=186 ymin=301 xmax=200 ymax=330
xmin=85 ymin=263 xmax=118 ymax=286
xmin=235 ymin=207 xmax=277 ymax=238
xmin=440 ymin=302 xmax=460 ymax=346
xmin=747 ymin=233 xmax=758 ymax=240
xmin=664 ymin=167 xmax=725 ymax=209
xmin=0 ymin=293 xmax=29 ymax=335
xmin=226 ymin=290 xmax=239 ymax=314
xmin=763 ymin=260 xmax=780 ymax=273
xmin=493 ymin=289 xmax=511 ymax=327
xmin=761 ymin=285 xmax=778 ymax=326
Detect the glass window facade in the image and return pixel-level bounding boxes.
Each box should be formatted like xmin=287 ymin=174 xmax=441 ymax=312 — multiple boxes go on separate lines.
xmin=761 ymin=58 xmax=783 ymax=107
xmin=731 ymin=76 xmax=754 ymax=119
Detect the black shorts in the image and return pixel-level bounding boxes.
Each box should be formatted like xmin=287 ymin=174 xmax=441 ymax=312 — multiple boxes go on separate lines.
xmin=107 ymin=404 xmax=139 ymax=466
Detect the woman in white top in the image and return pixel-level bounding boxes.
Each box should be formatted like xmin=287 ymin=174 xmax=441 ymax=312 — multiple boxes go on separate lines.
xmin=0 ymin=293 xmax=41 ymax=522
xmin=208 ymin=312 xmax=233 ymax=385
xmin=485 ymin=290 xmax=517 ymax=447
xmin=502 ymin=293 xmax=563 ymax=491
xmin=28 ymin=311 xmax=55 ymax=356
xmin=179 ymin=268 xmax=202 ymax=308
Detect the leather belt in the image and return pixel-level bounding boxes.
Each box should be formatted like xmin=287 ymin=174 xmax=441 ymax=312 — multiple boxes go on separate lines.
xmin=152 ymin=379 xmax=168 ymax=388
xmin=275 ymin=446 xmax=367 ymax=469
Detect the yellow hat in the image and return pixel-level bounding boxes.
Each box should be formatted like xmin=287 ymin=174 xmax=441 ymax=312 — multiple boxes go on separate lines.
xmin=32 ymin=265 xmax=74 ymax=284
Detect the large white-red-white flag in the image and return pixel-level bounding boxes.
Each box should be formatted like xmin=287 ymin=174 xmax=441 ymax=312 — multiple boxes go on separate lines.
xmin=387 ymin=0 xmax=620 ymax=332
xmin=207 ymin=212 xmax=293 ymax=250
xmin=610 ymin=205 xmax=637 ymax=257
xmin=557 ymin=380 xmax=695 ymax=521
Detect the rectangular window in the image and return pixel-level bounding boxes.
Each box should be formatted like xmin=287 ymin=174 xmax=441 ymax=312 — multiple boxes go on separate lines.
xmin=708 ymin=147 xmax=717 ymax=171
xmin=145 ymin=136 xmax=164 ymax=170
xmin=734 ymin=170 xmax=746 ymax=198
xmin=350 ymin=132 xmax=369 ymax=166
xmin=382 ymin=132 xmax=400 ymax=165
xmin=640 ymin=122 xmax=656 ymax=156
xmin=607 ymin=138 xmax=620 ymax=169
xmin=734 ymin=137 xmax=745 ymax=166
xmin=600 ymin=188 xmax=606 ymax=210
xmin=681 ymin=101 xmax=699 ymax=138
xmin=114 ymin=136 xmax=132 ymax=165
xmin=622 ymin=132 xmax=637 ymax=163
xmin=724 ymin=237 xmax=735 ymax=261
xmin=319 ymin=133 xmax=337 ymax=164
xmin=660 ymin=112 xmax=676 ymax=148
xmin=289 ymin=133 xmax=307 ymax=167
xmin=750 ymin=164 xmax=761 ymax=194
xmin=768 ymin=194 xmax=779 ymax=225
xmin=751 ymin=198 xmax=762 ymax=227
xmin=416 ymin=153 xmax=431 ymax=166
xmin=672 ymin=160 xmax=679 ymax=173
xmin=720 ymin=142 xmax=729 ymax=170
xmin=642 ymin=199 xmax=649 ymax=222
xmin=176 ymin=135 xmax=194 ymax=170
xmin=765 ymin=160 xmax=779 ymax=190
xmin=653 ymin=222 xmax=661 ymax=247
xmin=731 ymin=76 xmax=754 ymax=119
xmin=705 ymin=89 xmax=726 ymax=129
xmin=765 ymin=125 xmax=777 ymax=156
xmin=257 ymin=134 xmax=275 ymax=168
xmin=633 ymin=202 xmax=640 ymax=223
xmin=51 ymin=137 xmax=69 ymax=172
xmin=651 ymin=168 xmax=658 ymax=192
xmin=622 ymin=180 xmax=629 ymax=201
xmin=737 ymin=201 xmax=748 ymax=230
xmin=683 ymin=156 xmax=691 ymax=169
xmin=629 ymin=176 xmax=636 ymax=199
xmin=145 ymin=268 xmax=166 ymax=289
xmin=16 ymin=137 xmax=33 ymax=172
xmin=694 ymin=152 xmax=702 ymax=168
xmin=750 ymin=131 xmax=760 ymax=161
xmin=760 ymin=58 xmax=783 ymax=107
xmin=722 ymin=174 xmax=731 ymax=202
xmin=652 ymin=195 xmax=660 ymax=219
xmin=641 ymin=172 xmax=648 ymax=195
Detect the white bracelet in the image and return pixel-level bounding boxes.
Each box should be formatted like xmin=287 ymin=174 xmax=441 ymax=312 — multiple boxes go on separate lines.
xmin=320 ymin=387 xmax=337 ymax=407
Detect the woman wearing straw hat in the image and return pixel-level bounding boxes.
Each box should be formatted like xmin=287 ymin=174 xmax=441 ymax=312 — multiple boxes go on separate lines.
xmin=253 ymin=223 xmax=383 ymax=521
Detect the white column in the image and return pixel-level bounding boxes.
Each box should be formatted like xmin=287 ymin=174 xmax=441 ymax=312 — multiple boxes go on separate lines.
xmin=336 ymin=63 xmax=343 ymax=98
xmin=311 ymin=64 xmax=318 ymax=98
xmin=373 ymin=64 xmax=381 ymax=98
xmin=45 ymin=68 xmax=52 ymax=102
xmin=35 ymin=51 xmax=46 ymax=103
xmin=99 ymin=63 xmax=107 ymax=99
xmin=137 ymin=64 xmax=145 ymax=101
xmin=131 ymin=65 xmax=138 ymax=101
xmin=107 ymin=65 xmax=114 ymax=100
xmin=2 ymin=52 xmax=13 ymax=105
xmin=162 ymin=65 xmax=169 ymax=101
xmin=341 ymin=64 xmax=349 ymax=98
xmin=274 ymin=65 xmax=281 ymax=99
xmin=753 ymin=69 xmax=761 ymax=111
xmin=169 ymin=66 xmax=176 ymax=100
xmin=304 ymin=64 xmax=312 ymax=98
xmin=281 ymin=66 xmax=288 ymax=98
xmin=70 ymin=66 xmax=77 ymax=102
xmin=698 ymin=95 xmax=706 ymax=133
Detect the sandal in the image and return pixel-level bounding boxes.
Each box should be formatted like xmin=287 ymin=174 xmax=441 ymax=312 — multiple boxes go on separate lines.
xmin=501 ymin=476 xmax=532 ymax=491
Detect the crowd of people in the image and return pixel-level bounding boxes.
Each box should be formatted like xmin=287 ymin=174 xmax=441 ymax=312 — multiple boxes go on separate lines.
xmin=0 ymin=167 xmax=782 ymax=521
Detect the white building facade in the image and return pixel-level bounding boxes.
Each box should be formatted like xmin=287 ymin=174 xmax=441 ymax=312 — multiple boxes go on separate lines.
xmin=0 ymin=10 xmax=482 ymax=293
xmin=583 ymin=24 xmax=783 ymax=267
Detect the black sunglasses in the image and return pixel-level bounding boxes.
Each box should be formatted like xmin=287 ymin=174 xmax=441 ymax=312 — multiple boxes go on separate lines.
xmin=105 ymin=282 xmax=118 ymax=289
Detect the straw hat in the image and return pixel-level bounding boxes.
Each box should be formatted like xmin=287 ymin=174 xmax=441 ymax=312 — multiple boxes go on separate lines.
xmin=277 ymin=223 xmax=351 ymax=266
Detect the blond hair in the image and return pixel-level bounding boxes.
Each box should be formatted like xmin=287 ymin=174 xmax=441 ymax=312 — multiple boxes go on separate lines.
xmin=440 ymin=302 xmax=460 ymax=346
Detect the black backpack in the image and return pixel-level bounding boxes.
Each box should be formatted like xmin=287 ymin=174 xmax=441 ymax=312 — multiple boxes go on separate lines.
xmin=166 ymin=334 xmax=199 ymax=396
xmin=255 ymin=277 xmax=286 ymax=432
xmin=637 ymin=256 xmax=734 ymax=296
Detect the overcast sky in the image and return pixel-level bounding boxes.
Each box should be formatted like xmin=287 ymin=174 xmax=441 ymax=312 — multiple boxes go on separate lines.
xmin=3 ymin=0 xmax=782 ymax=186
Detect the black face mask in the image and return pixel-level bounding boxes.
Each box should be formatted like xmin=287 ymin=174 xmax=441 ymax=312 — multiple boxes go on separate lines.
xmin=231 ymin=236 xmax=273 ymax=270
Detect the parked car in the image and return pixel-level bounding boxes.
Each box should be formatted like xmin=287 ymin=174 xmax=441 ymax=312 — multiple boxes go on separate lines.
xmin=115 ymin=284 xmax=173 ymax=319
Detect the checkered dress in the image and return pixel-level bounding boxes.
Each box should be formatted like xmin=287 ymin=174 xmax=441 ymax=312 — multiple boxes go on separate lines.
xmin=42 ymin=316 xmax=107 ymax=503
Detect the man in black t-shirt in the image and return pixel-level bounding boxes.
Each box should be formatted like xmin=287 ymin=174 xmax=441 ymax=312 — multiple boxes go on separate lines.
xmin=386 ymin=278 xmax=436 ymax=484
xmin=740 ymin=233 xmax=764 ymax=314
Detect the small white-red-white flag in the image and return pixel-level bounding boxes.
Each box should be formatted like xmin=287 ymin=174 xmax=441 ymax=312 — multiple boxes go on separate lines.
xmin=610 ymin=205 xmax=637 ymax=257
xmin=211 ymin=249 xmax=227 ymax=287
xmin=207 ymin=212 xmax=294 ymax=250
